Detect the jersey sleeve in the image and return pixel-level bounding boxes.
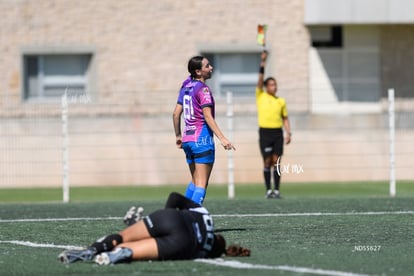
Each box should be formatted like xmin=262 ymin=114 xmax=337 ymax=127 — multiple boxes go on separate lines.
xmin=196 ymin=85 xmax=213 ymax=108
xmin=256 ymin=87 xmax=264 ymax=98
xmin=176 ymin=88 xmax=185 ymax=105
xmin=176 ymin=76 xmax=192 ymax=105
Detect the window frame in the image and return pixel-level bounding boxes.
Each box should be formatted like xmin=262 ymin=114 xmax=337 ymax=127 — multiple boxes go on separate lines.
xmin=21 ymin=46 xmax=96 ymax=103
xmin=200 ymin=46 xmax=264 ymax=99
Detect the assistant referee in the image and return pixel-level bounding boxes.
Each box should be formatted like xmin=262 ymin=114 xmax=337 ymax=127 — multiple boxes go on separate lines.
xmin=256 ymin=50 xmax=291 ymax=199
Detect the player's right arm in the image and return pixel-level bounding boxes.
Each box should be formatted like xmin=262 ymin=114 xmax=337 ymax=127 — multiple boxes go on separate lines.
xmin=172 ymin=103 xmax=183 ymax=149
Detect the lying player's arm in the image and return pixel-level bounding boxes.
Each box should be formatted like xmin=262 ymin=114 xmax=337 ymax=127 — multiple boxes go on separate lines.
xmin=165 ymin=192 xmax=200 ymax=209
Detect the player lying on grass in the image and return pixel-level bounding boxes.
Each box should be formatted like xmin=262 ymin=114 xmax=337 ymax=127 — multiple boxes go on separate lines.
xmin=58 ymin=192 xmax=250 ymax=265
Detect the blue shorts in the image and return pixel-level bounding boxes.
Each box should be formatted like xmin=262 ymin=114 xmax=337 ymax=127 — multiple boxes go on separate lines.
xmin=182 ymin=137 xmax=215 ymax=164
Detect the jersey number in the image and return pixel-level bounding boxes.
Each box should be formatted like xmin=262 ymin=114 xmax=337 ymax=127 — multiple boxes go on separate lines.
xmin=202 ymin=214 xmax=214 ymax=251
xmin=183 ymin=95 xmax=195 ymax=120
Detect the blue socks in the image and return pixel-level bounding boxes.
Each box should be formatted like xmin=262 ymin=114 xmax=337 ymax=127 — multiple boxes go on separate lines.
xmin=184 ymin=182 xmax=206 ymax=205
xmin=191 ymin=186 xmax=206 ymax=205
xmin=184 ymin=182 xmax=195 ymax=199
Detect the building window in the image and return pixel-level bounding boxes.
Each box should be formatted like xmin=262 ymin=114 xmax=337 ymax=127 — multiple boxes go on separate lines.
xmin=310 ymin=25 xmax=343 ymax=48
xmin=202 ymin=52 xmax=261 ymax=98
xmin=309 ymin=25 xmax=381 ymax=113
xmin=23 ymin=54 xmax=92 ymax=101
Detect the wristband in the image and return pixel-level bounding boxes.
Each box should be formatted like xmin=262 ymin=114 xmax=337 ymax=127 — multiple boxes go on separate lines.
xmin=259 ymin=66 xmax=265 ymax=74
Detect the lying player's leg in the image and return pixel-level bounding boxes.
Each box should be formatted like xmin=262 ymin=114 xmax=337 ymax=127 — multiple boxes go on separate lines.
xmin=119 ymin=218 xmax=152 ymax=242
xmin=59 ymin=233 xmax=123 ymax=264
xmin=94 ymin=239 xmax=158 ymax=265
xmin=59 ymin=219 xmax=151 ymax=264
xmin=119 ymin=239 xmax=158 ymax=261
xmin=58 ymin=247 xmax=97 ymax=264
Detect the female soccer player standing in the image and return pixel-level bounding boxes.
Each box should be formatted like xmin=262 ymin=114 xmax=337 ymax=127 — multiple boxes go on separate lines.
xmin=173 ymin=56 xmax=235 ymax=204
xmin=256 ymin=51 xmax=292 ymax=199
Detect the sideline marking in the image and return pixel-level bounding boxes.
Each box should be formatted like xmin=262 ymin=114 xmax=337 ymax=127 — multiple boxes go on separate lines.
xmin=0 ymin=240 xmax=81 ymax=250
xmin=0 ymin=217 xmax=121 ymax=223
xmin=1 ymin=210 xmax=413 ymax=223
xmin=214 ymin=210 xmax=414 ymax=218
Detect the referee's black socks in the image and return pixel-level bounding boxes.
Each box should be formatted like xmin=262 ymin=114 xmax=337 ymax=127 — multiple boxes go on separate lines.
xmin=273 ymin=169 xmax=280 ymax=191
xmin=263 ymin=168 xmax=271 ymax=191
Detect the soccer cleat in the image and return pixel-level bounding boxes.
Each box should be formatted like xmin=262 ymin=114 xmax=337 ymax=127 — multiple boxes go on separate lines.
xmin=272 ymin=190 xmax=281 ymax=199
xmin=94 ymin=247 xmax=133 ymax=265
xmin=123 ymin=206 xmax=144 ymax=226
xmin=123 ymin=206 xmax=136 ymax=225
xmin=265 ymin=189 xmax=273 ymax=199
xmin=58 ymin=247 xmax=97 ymax=264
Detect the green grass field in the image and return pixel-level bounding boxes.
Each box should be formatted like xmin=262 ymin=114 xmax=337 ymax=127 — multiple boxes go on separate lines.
xmin=1 ymin=182 xmax=413 ymax=275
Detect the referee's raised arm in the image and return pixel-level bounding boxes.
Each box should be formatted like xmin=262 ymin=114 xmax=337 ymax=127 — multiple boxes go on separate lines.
xmin=257 ymin=50 xmax=267 ymax=89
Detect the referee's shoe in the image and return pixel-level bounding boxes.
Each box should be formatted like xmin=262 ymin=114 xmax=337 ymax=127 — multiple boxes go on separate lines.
xmin=265 ymin=190 xmax=281 ymax=199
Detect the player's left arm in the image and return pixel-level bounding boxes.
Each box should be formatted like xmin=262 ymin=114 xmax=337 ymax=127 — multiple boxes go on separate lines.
xmin=283 ymin=117 xmax=291 ymax=145
xmin=257 ymin=50 xmax=267 ymax=89
xmin=203 ymin=106 xmax=235 ymax=151
xmin=172 ymin=104 xmax=183 ymax=149
xmin=282 ymin=100 xmax=291 ymax=145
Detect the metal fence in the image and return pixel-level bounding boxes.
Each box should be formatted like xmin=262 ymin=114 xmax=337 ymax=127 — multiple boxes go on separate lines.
xmin=1 ymin=88 xmax=413 ymax=200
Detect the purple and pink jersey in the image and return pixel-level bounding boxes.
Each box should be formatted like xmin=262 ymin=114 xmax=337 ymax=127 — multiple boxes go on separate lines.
xmin=177 ymin=76 xmax=215 ymax=143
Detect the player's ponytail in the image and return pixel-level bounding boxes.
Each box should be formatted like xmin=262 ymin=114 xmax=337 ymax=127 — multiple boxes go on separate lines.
xmin=209 ymin=234 xmax=251 ymax=258
xmin=225 ymin=244 xmax=251 ymax=257
xmin=188 ymin=56 xmax=204 ymax=79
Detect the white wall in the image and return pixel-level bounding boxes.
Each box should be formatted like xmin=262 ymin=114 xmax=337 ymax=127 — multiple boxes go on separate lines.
xmin=305 ymin=0 xmax=414 ymax=24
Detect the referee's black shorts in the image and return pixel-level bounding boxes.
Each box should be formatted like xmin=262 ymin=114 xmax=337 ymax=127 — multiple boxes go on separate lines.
xmin=259 ymin=128 xmax=284 ymax=158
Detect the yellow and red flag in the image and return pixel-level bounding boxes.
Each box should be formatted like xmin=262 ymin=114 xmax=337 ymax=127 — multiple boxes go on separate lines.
xmin=257 ymin=24 xmax=268 ymax=47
